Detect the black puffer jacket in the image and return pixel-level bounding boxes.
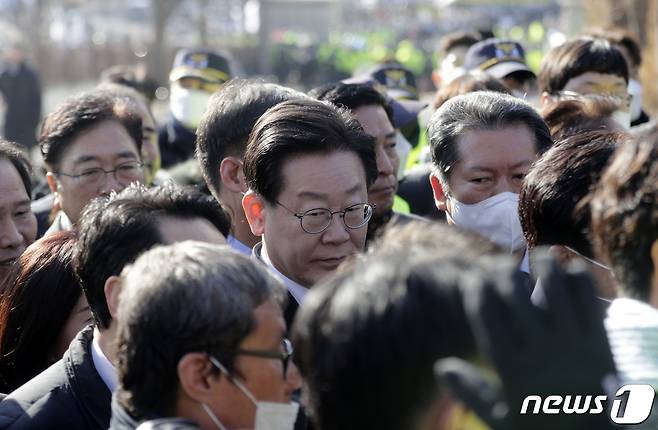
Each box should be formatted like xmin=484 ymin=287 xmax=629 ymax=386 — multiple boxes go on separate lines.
xmin=0 ymin=326 xmax=111 ymax=430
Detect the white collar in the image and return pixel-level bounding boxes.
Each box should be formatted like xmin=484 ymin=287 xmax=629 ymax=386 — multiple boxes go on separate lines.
xmin=227 ymin=235 xmax=252 ymax=256
xmin=519 ymin=247 xmax=530 ymax=274
xmin=91 ymin=328 xmax=118 ymax=392
xmin=256 ymin=243 xmax=308 ymax=305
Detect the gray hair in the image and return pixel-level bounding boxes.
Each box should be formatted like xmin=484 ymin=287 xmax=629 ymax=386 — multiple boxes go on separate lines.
xmin=115 ymin=241 xmax=285 ymax=420
xmin=428 ymin=91 xmax=552 ymax=186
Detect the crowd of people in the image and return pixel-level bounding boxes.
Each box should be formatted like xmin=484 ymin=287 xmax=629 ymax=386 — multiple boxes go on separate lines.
xmin=0 ymin=23 xmax=656 ymax=430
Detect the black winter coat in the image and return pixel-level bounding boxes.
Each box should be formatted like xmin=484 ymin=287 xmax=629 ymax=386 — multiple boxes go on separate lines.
xmin=0 ymin=326 xmax=111 ymax=430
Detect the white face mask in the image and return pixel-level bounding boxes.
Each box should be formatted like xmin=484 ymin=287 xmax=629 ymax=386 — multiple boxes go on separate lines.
xmin=628 ymin=78 xmax=643 ymax=121
xmin=612 ymin=109 xmax=631 ymax=130
xmin=203 ymin=356 xmax=300 ymax=430
xmin=169 ymin=85 xmax=211 ymax=130
xmin=447 ymin=192 xmax=526 ymax=253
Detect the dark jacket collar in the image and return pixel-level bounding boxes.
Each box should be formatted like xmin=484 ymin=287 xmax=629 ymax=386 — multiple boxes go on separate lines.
xmin=65 ymin=326 xmax=113 ymax=429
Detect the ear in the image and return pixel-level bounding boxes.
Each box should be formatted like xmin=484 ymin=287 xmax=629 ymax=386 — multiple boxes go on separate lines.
xmin=429 ymin=173 xmax=448 ymax=212
xmin=242 ymin=190 xmax=266 ymax=236
xmin=540 ymin=91 xmax=554 ymax=109
xmin=178 ymin=352 xmax=220 ymax=403
xmin=219 ymin=157 xmax=246 ymax=194
xmin=46 ymin=172 xmax=59 ymax=194
xmin=104 ymin=276 xmax=123 ymax=320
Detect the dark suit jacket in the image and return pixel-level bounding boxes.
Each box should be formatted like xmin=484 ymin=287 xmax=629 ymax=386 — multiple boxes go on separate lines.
xmin=0 ymin=326 xmax=111 ymax=430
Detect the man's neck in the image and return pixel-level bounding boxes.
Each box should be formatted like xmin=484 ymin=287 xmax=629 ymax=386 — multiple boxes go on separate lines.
xmin=219 ymin=190 xmax=260 ymax=248
xmin=94 ymin=325 xmax=117 ymax=365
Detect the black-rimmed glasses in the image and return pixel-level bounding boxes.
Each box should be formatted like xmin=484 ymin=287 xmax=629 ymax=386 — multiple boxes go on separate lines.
xmin=54 ymin=160 xmax=144 ymax=187
xmin=211 ymin=338 xmax=294 ymax=378
xmin=276 ymin=201 xmax=375 ymax=234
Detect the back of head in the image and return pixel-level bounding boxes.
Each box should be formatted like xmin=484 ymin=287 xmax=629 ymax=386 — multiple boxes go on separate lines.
xmin=584 ymin=27 xmax=642 ymax=69
xmin=116 ymin=241 xmax=283 ymax=420
xmin=74 ymin=183 xmax=230 ymax=329
xmin=196 ymin=79 xmax=308 ymax=200
xmin=519 ymin=130 xmax=625 ymax=258
xmin=591 ymin=136 xmax=658 ymax=301
xmin=292 ymin=252 xmax=477 ymax=430
xmin=370 ymin=219 xmax=503 ymax=259
xmin=40 ymin=90 xmax=142 ymax=169
xmin=0 ymin=230 xmax=81 ymax=391
xmin=541 ymin=94 xmax=624 ymax=141
xmin=243 ymin=98 xmax=378 ymax=204
xmin=433 ymin=72 xmax=510 ymax=109
xmin=99 ymin=64 xmax=159 ymax=102
xmin=312 ymin=82 xmax=394 ymax=125
xmin=538 ymin=37 xmax=629 ymax=95
xmin=429 ymin=91 xmax=552 ymax=184
xmin=438 ymin=32 xmax=480 ymax=58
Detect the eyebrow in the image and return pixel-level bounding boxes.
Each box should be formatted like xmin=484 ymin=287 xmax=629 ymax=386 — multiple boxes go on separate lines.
xmin=467 ymin=160 xmax=533 ymax=172
xmin=297 ymin=184 xmax=362 ymax=200
xmin=16 ymin=198 xmax=31 ymax=206
xmin=72 ymin=151 xmax=137 ymax=165
xmin=385 ymin=132 xmax=396 ymax=140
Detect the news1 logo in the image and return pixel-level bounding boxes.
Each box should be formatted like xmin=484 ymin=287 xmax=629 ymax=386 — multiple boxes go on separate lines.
xmin=520 ymin=384 xmax=656 ymax=424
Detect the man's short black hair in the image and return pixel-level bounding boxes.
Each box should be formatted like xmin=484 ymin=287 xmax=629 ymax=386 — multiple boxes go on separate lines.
xmin=519 ymin=130 xmax=624 ymax=259
xmin=74 ymin=183 xmax=231 ymax=329
xmin=438 ymin=31 xmax=480 ymax=57
xmin=293 ymin=252 xmax=477 ymax=430
xmin=585 ymin=27 xmax=642 ymax=68
xmin=116 ymin=242 xmax=283 ymax=421
xmin=243 ymin=98 xmax=378 ymax=204
xmin=428 ymin=91 xmax=552 ymax=185
xmin=591 ymin=136 xmax=658 ymax=301
xmin=196 ymin=79 xmax=307 ymax=200
xmin=40 ymin=90 xmax=143 ymax=169
xmin=310 ymin=82 xmax=395 ymax=126
xmin=538 ymin=37 xmax=629 ymax=95
xmin=0 ymin=140 xmax=32 ymax=196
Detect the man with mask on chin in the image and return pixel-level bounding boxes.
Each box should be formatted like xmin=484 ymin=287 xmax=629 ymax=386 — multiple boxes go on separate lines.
xmin=109 ymin=242 xmax=301 ymax=430
xmin=428 ymin=91 xmax=552 ymax=260
xmin=158 ymin=49 xmax=231 ymax=168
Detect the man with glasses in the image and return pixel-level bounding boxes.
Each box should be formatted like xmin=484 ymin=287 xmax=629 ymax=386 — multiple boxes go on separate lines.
xmin=39 ymin=90 xmax=144 ymax=236
xmin=109 ymin=241 xmax=301 ymax=430
xmin=242 ymin=98 xmax=377 ymax=327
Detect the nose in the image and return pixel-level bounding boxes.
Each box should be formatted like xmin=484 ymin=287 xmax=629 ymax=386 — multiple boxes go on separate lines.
xmin=98 ymin=171 xmax=124 ymax=195
xmin=0 ymin=217 xmax=23 ymax=250
xmin=320 ymin=213 xmax=351 ymax=245
xmin=376 ymin=145 xmax=395 ymax=177
xmin=493 ymin=176 xmax=518 ymax=196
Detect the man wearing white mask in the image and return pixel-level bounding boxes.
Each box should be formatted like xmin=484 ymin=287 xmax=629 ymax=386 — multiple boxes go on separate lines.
xmin=108 ymin=242 xmax=302 ymax=430
xmin=428 ymin=91 xmax=552 ymax=256
xmin=158 ymin=49 xmax=231 ymax=168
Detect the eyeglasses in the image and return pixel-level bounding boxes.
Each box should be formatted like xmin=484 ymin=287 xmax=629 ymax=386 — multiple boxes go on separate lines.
xmin=210 ymin=339 xmax=294 ymax=378
xmin=552 ymin=90 xmax=631 ymax=108
xmin=54 ymin=160 xmax=144 ymax=187
xmin=276 ymin=201 xmax=375 ymax=234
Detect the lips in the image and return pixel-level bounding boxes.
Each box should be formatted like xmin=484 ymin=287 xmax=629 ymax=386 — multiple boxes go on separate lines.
xmin=0 ymin=257 xmax=18 ymax=267
xmin=314 ymin=256 xmax=347 ymax=268
xmin=370 ymin=184 xmax=396 ymax=195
